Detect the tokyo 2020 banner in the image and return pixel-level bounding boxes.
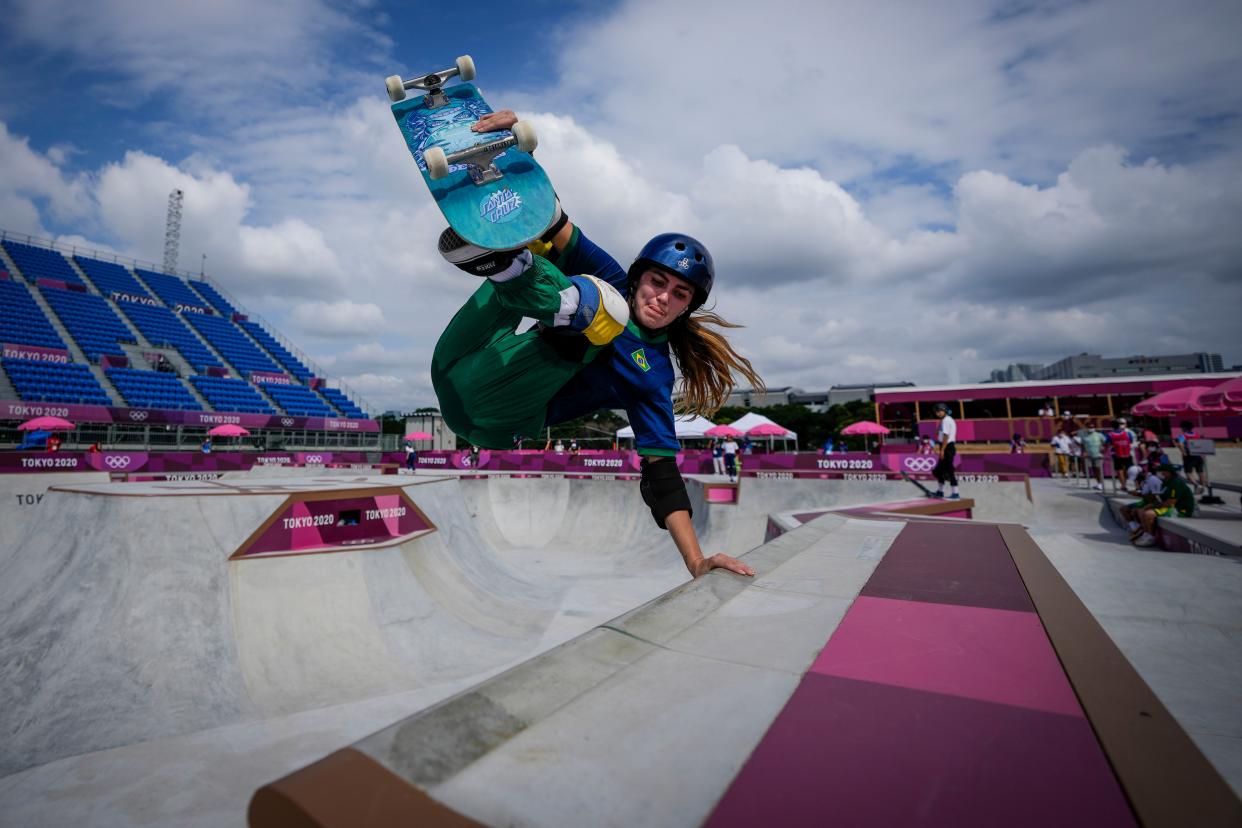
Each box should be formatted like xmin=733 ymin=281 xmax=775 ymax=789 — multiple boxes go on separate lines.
xmin=0 ymin=399 xmax=378 ymax=432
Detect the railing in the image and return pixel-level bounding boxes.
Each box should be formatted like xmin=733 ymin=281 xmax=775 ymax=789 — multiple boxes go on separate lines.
xmin=1 ymin=227 xmax=377 ymax=417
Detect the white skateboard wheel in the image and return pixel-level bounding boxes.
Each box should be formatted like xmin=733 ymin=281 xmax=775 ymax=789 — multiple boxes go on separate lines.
xmin=456 ymin=55 xmax=476 ymax=82
xmin=424 ymin=146 xmax=449 ymax=180
xmin=385 ymin=75 xmax=406 ymax=102
xmin=512 ymin=120 xmax=537 ymax=153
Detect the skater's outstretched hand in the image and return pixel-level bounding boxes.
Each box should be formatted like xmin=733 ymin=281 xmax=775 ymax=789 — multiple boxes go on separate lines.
xmin=691 ymin=553 xmax=755 ymax=579
xmin=473 ymin=109 xmax=518 ymax=133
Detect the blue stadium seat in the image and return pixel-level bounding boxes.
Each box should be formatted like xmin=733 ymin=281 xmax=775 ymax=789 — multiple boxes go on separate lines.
xmin=0 ymin=280 xmax=68 ymax=350
xmin=318 ymin=386 xmax=368 ymax=418
xmin=2 ymin=240 xmax=84 ymax=285
xmin=116 ymin=301 xmax=222 ymax=372
xmin=237 ymin=320 xmax=315 ymax=381
xmin=189 ymin=280 xmax=237 ymax=315
xmin=74 ymin=256 xmax=151 ymax=298
xmin=2 ymin=357 xmax=111 ymax=405
xmin=184 ymin=313 xmax=282 ymax=376
xmin=263 ymin=383 xmax=335 ymax=417
xmin=41 ymin=286 xmax=137 ymax=362
xmin=134 ymin=268 xmax=213 ymax=310
xmin=189 ymin=375 xmax=276 ymax=414
xmin=106 ymin=367 xmax=202 ymax=411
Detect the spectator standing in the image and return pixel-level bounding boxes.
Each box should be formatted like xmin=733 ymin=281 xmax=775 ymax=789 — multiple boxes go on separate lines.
xmin=201 ymin=437 xmax=213 ymax=455
xmin=569 ymin=438 xmax=579 ymax=454
xmin=554 ymin=439 xmax=565 ymax=454
xmin=1077 ymin=422 xmax=1106 ymax=491
xmin=1106 ymin=418 xmax=1136 ymax=492
xmin=931 ymin=403 xmax=960 ymax=500
xmin=822 ymin=436 xmax=834 ymax=455
xmin=711 ymin=439 xmax=725 ymax=476
xmin=1010 ymin=433 xmax=1026 ymax=454
xmin=1050 ymin=430 xmax=1072 ymax=478
xmin=918 ymin=436 xmax=935 ymax=455
xmin=1176 ymin=420 xmax=1210 ymax=494
xmin=404 ymin=442 xmax=417 ymax=471
xmin=722 ymin=437 xmax=740 ymax=483
xmin=47 ymin=434 xmax=61 ymax=452
xmin=742 ymin=437 xmax=753 ymax=456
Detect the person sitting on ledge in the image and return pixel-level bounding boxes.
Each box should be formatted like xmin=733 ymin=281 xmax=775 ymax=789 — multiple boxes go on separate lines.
xmin=1131 ymin=463 xmax=1197 ymax=548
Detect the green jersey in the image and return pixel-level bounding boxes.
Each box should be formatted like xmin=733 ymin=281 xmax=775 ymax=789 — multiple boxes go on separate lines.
xmin=1161 ymin=475 xmax=1197 ymax=517
xmin=1078 ymin=430 xmax=1105 ymax=459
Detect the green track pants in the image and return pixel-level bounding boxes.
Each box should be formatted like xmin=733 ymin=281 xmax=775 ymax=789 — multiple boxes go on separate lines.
xmin=431 ymin=256 xmax=601 ymax=449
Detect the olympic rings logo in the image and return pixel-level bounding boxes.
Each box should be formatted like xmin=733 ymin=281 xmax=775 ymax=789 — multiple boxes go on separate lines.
xmin=904 ymin=456 xmax=937 ymax=472
xmin=129 ymin=410 xmax=149 ymax=421
xmin=104 ymin=455 xmax=133 ymax=469
xmin=305 ymin=455 xmax=324 ymax=464
xmin=281 ymin=418 xmax=295 ymax=427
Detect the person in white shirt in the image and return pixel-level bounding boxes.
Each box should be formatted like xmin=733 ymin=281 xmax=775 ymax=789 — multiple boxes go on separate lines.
xmin=1051 ymin=430 xmax=1072 ymax=478
xmin=931 ymin=403 xmax=959 ymax=500
xmin=722 ymin=438 xmax=740 ymax=482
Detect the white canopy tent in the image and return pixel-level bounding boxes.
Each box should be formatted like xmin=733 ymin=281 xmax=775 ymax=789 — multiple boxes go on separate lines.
xmin=616 ymin=414 xmax=717 ymax=441
xmin=725 ymin=411 xmax=799 ymax=451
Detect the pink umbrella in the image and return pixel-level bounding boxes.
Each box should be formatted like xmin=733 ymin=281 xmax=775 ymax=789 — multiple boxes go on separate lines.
xmin=704 ymin=424 xmax=744 ymax=437
xmin=207 ymin=424 xmax=250 ymax=437
xmin=1131 ymin=386 xmax=1224 ymax=416
xmin=1199 ymin=376 xmax=1242 ymax=411
xmin=18 ymin=416 xmax=75 ymax=431
xmin=746 ymin=423 xmax=790 ymax=437
xmin=404 ymin=431 xmax=433 ymax=441
xmin=840 ymin=420 xmax=890 ymax=436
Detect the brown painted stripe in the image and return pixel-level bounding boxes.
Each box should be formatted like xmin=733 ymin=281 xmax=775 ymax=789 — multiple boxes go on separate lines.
xmin=1000 ymin=524 xmax=1242 ymax=828
xmin=248 ymin=748 xmax=481 ymax=828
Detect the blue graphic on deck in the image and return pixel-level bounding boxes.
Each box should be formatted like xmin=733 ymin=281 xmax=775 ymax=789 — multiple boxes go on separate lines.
xmin=480 ymin=189 xmax=522 ymax=224
xmin=398 ymin=96 xmax=510 ymax=173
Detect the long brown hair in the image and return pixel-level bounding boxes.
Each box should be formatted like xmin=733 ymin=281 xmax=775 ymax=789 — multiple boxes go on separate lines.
xmin=667 ymin=308 xmax=765 ymax=417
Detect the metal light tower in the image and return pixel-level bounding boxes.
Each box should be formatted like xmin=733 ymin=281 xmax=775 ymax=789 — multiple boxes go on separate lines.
xmin=163 ymin=188 xmax=184 ymax=274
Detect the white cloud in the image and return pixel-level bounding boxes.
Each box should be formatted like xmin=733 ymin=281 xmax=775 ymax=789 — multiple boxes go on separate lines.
xmin=288 ymin=300 xmax=385 ymax=338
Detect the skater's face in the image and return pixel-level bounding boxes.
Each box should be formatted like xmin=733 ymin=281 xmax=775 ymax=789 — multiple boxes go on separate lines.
xmin=632 ymin=268 xmax=695 ymax=329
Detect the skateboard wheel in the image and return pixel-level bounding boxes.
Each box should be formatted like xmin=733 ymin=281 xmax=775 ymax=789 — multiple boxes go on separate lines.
xmin=456 ymin=55 xmax=476 ymax=82
xmin=425 ymin=146 xmax=449 ymax=180
xmin=385 ymin=75 xmax=406 ymax=102
xmin=512 ymin=120 xmax=537 ymax=153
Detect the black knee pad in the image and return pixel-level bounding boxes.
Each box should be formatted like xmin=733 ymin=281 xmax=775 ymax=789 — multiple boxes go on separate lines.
xmin=640 ymin=458 xmax=692 ymax=530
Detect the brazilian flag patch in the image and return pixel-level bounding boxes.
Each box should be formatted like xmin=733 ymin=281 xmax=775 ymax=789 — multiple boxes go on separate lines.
xmin=630 ymin=348 xmax=650 ymax=372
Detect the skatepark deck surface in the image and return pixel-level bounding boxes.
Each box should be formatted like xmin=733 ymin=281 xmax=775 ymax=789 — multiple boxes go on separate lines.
xmin=1 ymin=471 xmax=1239 ymax=825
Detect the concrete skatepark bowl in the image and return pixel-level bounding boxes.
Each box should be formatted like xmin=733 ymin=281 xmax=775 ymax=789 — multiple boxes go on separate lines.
xmin=0 ymin=471 xmax=1239 ymax=825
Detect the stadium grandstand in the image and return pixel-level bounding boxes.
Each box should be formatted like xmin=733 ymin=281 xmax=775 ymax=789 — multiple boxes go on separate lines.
xmin=0 ymin=231 xmax=374 ymax=448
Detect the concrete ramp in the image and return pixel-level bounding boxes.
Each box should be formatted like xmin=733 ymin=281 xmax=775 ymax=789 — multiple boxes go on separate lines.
xmin=252 ymin=510 xmax=1241 ymax=828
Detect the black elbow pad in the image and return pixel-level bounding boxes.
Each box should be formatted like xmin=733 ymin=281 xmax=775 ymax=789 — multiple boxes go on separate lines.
xmin=640 ymin=458 xmax=692 ymax=530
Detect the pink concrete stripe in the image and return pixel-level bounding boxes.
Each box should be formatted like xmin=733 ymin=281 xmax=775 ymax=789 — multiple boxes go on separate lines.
xmin=810 ymin=595 xmax=1083 ymax=717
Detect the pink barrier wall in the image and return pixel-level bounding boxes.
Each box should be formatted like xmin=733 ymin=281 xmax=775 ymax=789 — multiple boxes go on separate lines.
xmin=0 ymin=398 xmax=378 ymax=432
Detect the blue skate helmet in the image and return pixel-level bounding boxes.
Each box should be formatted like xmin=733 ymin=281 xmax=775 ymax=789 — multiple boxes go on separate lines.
xmin=627 ymin=232 xmax=714 ymax=314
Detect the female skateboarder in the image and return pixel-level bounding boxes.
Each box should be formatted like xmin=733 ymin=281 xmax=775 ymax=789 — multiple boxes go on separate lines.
xmin=430 ymin=110 xmax=763 ymax=579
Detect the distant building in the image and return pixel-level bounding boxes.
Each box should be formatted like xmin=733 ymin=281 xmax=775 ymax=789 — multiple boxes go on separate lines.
xmin=988 ymin=352 xmax=1223 ymax=382
xmin=724 ymin=382 xmax=913 ymax=411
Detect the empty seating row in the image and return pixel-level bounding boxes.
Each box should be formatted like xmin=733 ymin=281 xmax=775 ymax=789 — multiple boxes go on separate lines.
xmin=42 ymin=287 xmax=136 ymax=361
xmin=264 ymin=383 xmax=334 ymax=417
xmin=237 ymin=320 xmax=313 ymax=381
xmin=118 ymin=301 xmax=221 ymax=372
xmin=318 ymin=386 xmax=367 ymax=418
xmin=3 ymin=358 xmax=111 ymax=405
xmin=0 ymin=279 xmax=66 ymax=350
xmin=184 ymin=313 xmax=281 ymax=375
xmin=106 ymin=367 xmax=202 ymax=410
xmin=75 ymin=257 xmax=150 ymax=298
xmin=135 ymin=268 xmax=211 ymax=310
xmin=190 ymin=375 xmax=275 ymax=414
xmin=190 ymin=279 xmax=237 ymax=316
xmin=2 ymin=240 xmax=83 ymax=285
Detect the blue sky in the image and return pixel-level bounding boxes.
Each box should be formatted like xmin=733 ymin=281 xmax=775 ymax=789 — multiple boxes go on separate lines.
xmin=1 ymin=0 xmax=1240 ymax=412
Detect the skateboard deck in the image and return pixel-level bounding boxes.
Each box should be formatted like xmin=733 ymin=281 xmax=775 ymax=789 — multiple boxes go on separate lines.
xmin=900 ymin=469 xmax=937 ymax=498
xmin=390 ymin=83 xmax=556 ymax=250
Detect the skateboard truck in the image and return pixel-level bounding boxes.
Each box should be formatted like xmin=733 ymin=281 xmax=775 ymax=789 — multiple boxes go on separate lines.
xmin=386 ymin=55 xmax=476 ymax=108
xmin=424 ymin=122 xmax=538 ymax=183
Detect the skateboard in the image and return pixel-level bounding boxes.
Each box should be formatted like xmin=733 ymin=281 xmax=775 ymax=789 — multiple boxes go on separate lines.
xmin=386 ymin=56 xmax=556 ymax=250
xmin=900 ymin=469 xmax=938 ymax=498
